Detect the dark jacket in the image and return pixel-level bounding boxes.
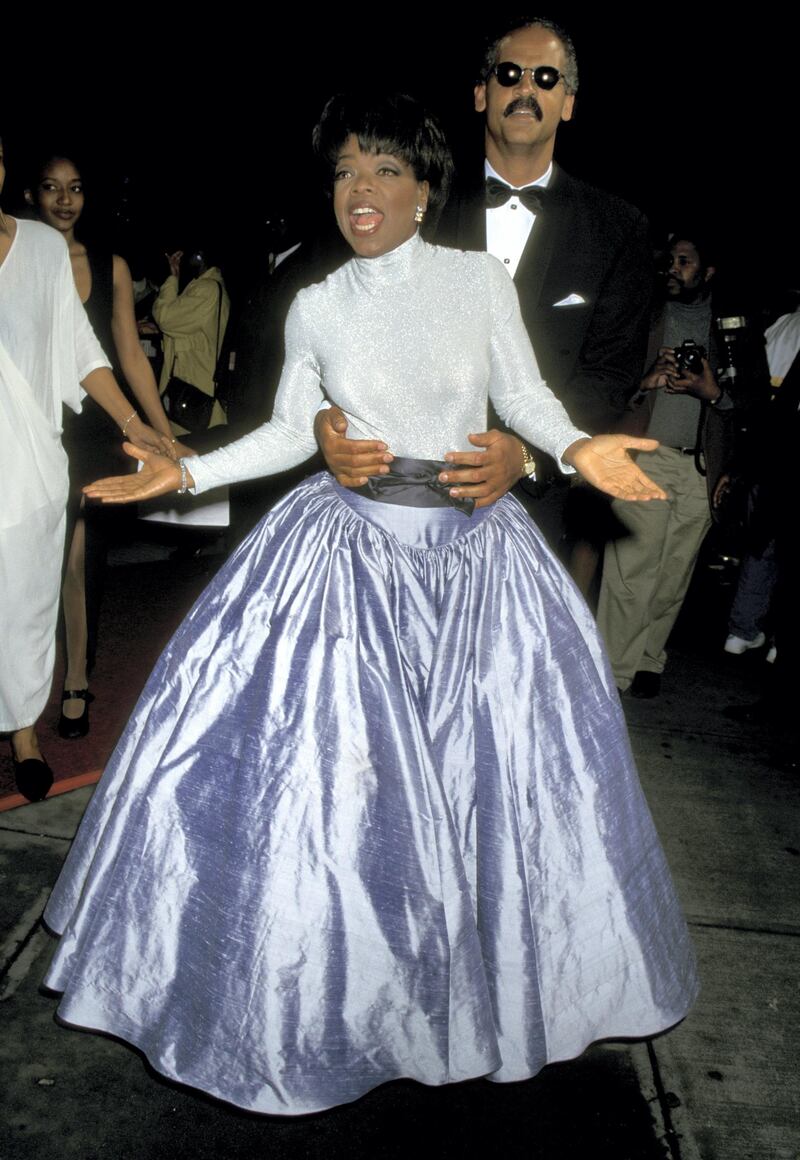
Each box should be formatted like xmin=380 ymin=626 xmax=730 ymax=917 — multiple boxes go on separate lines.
xmin=436 ymin=163 xmax=653 ymax=474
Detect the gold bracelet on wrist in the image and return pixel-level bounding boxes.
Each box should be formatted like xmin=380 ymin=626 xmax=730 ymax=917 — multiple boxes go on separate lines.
xmin=121 ymin=410 xmax=137 ymax=437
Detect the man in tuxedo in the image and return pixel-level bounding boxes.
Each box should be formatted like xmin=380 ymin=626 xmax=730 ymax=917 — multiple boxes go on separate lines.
xmin=318 ymin=18 xmax=653 ymax=556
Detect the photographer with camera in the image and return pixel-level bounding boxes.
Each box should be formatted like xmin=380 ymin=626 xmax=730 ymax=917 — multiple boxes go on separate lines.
xmin=596 ymin=231 xmax=740 ymax=698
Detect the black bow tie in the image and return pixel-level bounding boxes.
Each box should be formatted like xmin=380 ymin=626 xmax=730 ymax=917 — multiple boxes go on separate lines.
xmin=485 ymin=177 xmax=547 ymax=214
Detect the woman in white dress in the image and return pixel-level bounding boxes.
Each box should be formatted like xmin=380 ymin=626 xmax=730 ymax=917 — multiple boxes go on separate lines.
xmin=44 ymin=96 xmax=697 ymax=1114
xmin=0 ymin=138 xmax=172 ymax=800
xmin=24 ymin=152 xmax=175 ymax=741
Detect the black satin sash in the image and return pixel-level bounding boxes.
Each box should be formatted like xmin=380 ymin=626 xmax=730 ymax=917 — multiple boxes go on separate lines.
xmin=353 ymin=457 xmax=475 ymax=517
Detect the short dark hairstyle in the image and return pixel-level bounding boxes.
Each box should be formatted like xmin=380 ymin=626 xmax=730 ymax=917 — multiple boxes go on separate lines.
xmin=479 ymin=17 xmax=579 ymax=95
xmin=668 ymin=229 xmax=718 ymax=272
xmin=312 ymin=92 xmax=454 ymax=234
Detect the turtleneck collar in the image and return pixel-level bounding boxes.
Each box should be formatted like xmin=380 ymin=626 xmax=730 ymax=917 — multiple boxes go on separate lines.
xmin=350 ymin=231 xmax=425 ymax=288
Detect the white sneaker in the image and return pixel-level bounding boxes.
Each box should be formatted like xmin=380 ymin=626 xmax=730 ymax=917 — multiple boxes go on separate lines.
xmin=724 ymin=631 xmax=766 ymax=655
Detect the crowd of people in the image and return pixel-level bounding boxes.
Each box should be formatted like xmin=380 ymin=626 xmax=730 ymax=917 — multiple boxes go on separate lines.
xmin=1 ymin=13 xmax=794 ymax=1121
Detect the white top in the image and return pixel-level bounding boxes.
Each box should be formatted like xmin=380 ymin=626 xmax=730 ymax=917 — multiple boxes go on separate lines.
xmin=0 ymin=220 xmax=107 ymax=428
xmin=191 ymin=235 xmax=585 ymax=495
xmin=484 ymin=160 xmax=552 ymax=280
xmin=0 ymin=219 xmax=109 ymax=730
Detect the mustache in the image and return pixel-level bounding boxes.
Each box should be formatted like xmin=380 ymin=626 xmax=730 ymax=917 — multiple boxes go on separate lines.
xmin=503 ymin=96 xmax=543 ymax=121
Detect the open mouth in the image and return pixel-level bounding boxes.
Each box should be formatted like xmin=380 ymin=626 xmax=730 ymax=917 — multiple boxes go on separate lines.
xmin=349 ymin=206 xmax=384 ymax=234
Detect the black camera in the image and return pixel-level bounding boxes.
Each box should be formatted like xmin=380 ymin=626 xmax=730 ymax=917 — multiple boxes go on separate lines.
xmin=673 ymin=339 xmax=706 ymax=376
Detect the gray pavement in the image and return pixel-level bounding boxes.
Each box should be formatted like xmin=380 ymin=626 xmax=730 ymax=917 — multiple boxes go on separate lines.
xmin=1 ymin=632 xmax=798 ymax=1160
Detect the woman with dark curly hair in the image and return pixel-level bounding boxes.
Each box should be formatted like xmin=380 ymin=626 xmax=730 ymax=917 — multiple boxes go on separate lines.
xmin=44 ymin=95 xmax=697 ymax=1115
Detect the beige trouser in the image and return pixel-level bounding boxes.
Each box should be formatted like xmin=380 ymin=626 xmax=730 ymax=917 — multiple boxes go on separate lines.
xmin=596 ymin=446 xmax=712 ymax=690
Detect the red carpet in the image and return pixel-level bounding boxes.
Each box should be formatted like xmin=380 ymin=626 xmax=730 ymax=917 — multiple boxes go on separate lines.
xmin=0 ymin=552 xmax=215 ymax=811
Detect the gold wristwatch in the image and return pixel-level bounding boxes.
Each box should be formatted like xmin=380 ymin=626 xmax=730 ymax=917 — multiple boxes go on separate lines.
xmin=520 ymin=442 xmax=537 ymax=480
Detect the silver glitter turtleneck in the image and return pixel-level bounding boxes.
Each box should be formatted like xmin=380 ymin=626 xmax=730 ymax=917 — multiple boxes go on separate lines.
xmin=190 ymin=234 xmax=586 ymax=494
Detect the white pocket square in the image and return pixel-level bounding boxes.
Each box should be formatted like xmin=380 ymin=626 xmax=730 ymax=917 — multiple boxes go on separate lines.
xmin=553 ymin=293 xmax=586 ymax=307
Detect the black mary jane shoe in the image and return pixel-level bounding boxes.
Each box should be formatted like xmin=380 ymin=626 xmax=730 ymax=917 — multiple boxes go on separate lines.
xmin=57 ymin=689 xmax=94 ymax=740
xmin=12 ymin=755 xmax=54 ymax=802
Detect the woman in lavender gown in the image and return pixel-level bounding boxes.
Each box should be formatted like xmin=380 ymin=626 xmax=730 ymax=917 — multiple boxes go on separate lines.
xmin=44 ymin=94 xmax=698 ymax=1116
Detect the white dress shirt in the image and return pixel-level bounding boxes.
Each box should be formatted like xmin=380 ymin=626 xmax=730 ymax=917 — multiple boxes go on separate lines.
xmin=484 ymin=160 xmax=553 ymax=279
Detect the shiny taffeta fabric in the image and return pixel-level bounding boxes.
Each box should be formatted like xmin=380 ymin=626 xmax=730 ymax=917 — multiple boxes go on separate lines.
xmin=45 ymin=476 xmax=698 ymax=1115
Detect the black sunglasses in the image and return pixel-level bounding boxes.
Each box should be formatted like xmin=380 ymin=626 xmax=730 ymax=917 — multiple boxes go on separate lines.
xmin=490 ymin=62 xmax=564 ymax=90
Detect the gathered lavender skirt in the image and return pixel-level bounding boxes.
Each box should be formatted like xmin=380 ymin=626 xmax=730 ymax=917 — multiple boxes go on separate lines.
xmin=44 ymin=473 xmax=697 ymax=1115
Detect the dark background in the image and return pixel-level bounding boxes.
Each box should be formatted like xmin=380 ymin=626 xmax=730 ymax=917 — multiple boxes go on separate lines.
xmin=3 ymin=11 xmax=795 ymax=310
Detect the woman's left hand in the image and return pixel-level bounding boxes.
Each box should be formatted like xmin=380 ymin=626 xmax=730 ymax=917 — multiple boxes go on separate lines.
xmin=565 ymin=435 xmax=668 ymax=501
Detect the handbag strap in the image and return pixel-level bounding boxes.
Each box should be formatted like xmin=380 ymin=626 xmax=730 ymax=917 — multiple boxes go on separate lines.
xmin=212 ymin=280 xmax=223 ymax=388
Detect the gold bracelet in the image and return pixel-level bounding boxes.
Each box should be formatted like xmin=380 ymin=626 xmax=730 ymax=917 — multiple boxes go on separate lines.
xmin=121 ymin=410 xmax=137 ymax=437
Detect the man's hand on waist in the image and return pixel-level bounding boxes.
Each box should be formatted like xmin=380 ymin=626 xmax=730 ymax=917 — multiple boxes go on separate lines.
xmin=314 ymin=405 xmax=394 ymax=487
xmin=439 ymin=430 xmax=524 ymax=509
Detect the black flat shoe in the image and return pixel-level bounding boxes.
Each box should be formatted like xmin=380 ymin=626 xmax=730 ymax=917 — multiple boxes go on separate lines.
xmin=12 ymin=756 xmax=54 ymax=802
xmin=58 ymin=688 xmax=94 ymax=740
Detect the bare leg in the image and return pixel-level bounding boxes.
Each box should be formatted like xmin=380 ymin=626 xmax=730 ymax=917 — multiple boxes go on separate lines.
xmin=10 ymin=724 xmax=43 ymax=762
xmin=61 ymin=512 xmax=89 ymax=719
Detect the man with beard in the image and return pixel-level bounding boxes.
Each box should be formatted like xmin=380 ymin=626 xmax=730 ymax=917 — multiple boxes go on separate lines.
xmin=316 ymin=18 xmax=653 ymax=563
xmin=596 ymin=232 xmax=732 ymax=697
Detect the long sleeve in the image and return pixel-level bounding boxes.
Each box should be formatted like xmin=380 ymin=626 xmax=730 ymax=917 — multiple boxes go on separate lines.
xmin=190 ymin=237 xmax=588 ymax=496
xmin=486 ymin=259 xmax=586 ymax=467
xmin=188 ymin=296 xmax=323 ymax=494
xmin=154 ymin=270 xmax=230 ymax=398
xmin=153 ymin=275 xmax=219 ymax=336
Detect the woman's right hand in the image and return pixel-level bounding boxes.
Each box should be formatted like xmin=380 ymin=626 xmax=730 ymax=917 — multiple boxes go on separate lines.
xmin=83 ymin=444 xmax=188 ymax=504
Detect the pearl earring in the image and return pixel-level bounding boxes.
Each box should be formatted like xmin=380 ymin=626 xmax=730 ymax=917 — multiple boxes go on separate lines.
xmin=414 ymin=205 xmax=425 ymax=224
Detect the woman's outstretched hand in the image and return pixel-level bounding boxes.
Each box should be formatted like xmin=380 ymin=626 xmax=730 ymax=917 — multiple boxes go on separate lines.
xmin=564 ymin=435 xmax=667 ymax=501
xmin=83 ymin=444 xmax=188 ymax=504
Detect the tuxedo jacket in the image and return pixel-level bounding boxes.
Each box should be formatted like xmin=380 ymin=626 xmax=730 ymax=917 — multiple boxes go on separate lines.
xmin=436 ymin=164 xmax=653 ymax=461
